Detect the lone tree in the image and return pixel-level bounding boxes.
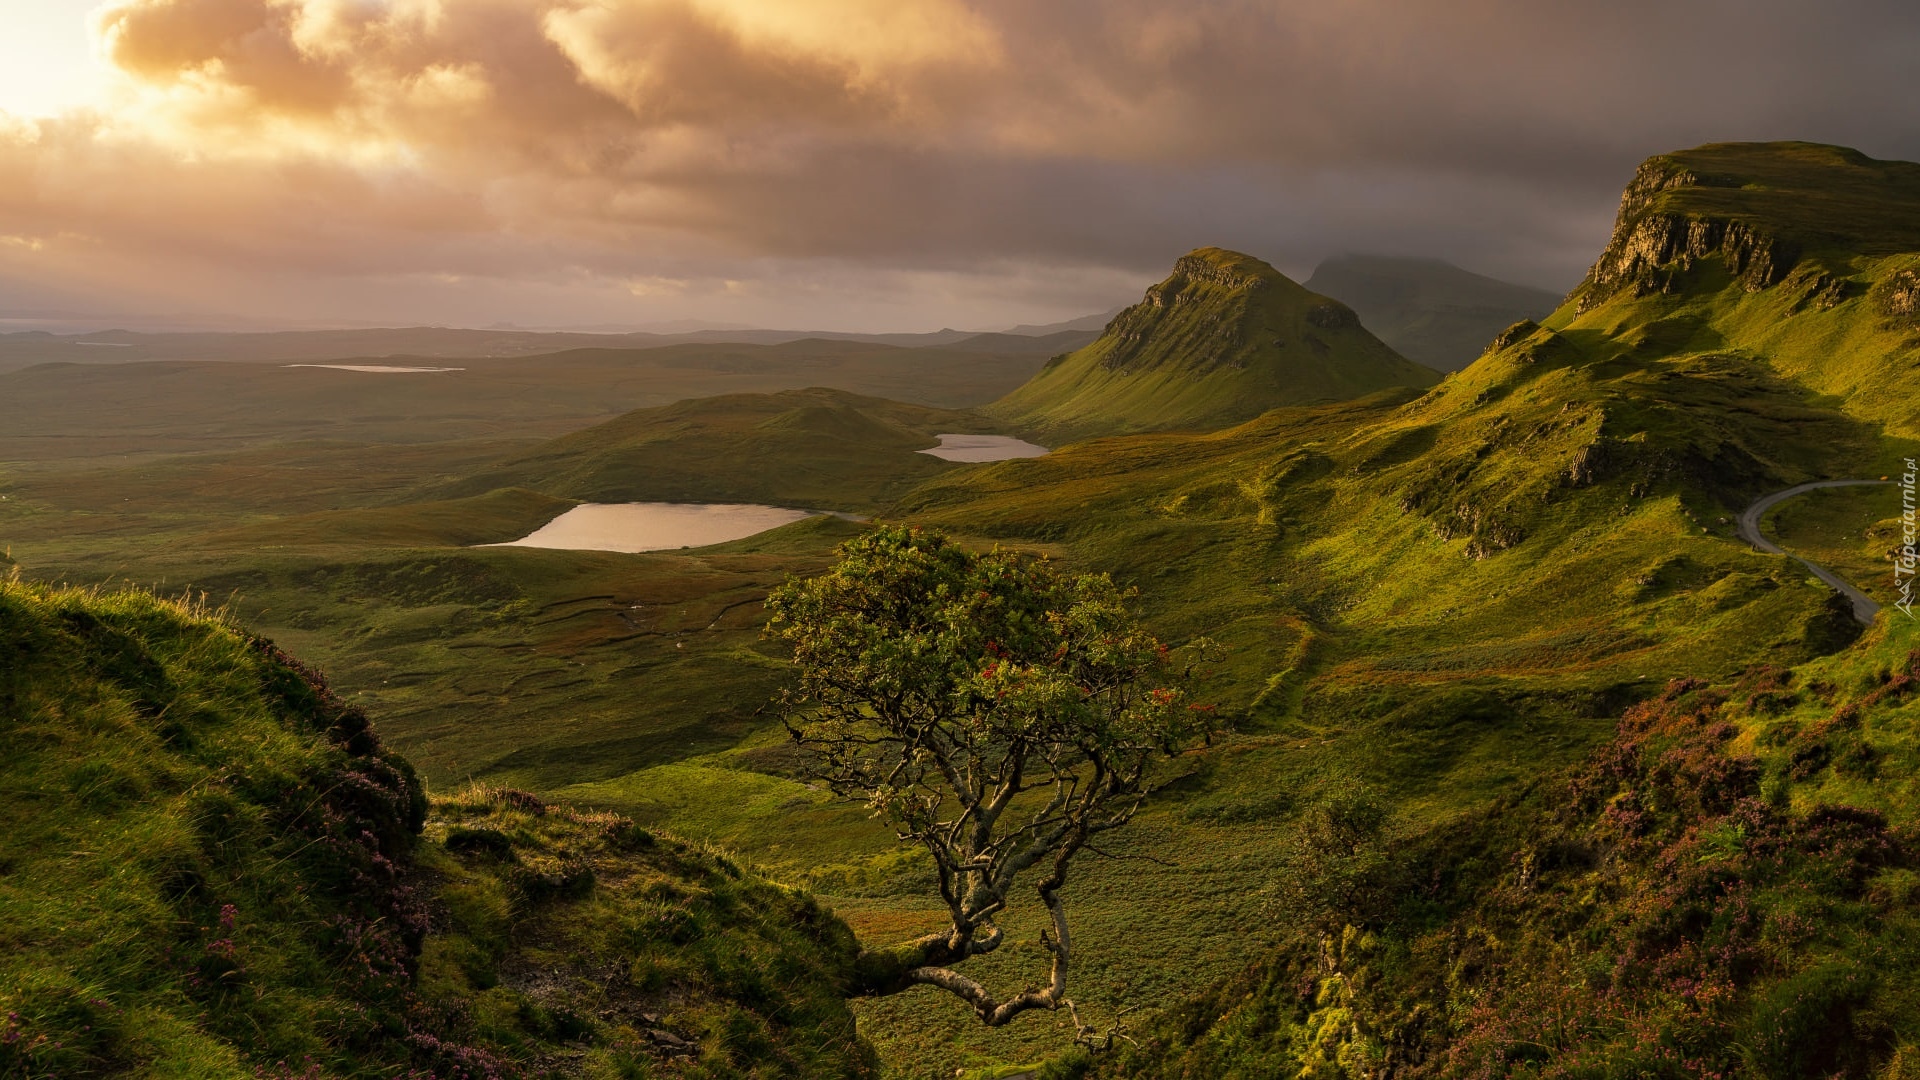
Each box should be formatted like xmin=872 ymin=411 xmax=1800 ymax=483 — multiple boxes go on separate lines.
xmin=765 ymin=525 xmax=1216 ymax=1029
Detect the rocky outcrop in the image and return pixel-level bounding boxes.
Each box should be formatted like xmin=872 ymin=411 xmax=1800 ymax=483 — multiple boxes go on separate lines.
xmin=1306 ymin=301 xmax=1361 ymax=330
xmin=1577 ymin=158 xmax=1797 ymax=312
xmin=1886 ymin=269 xmax=1920 ymax=321
xmin=1486 ymin=320 xmax=1541 ymax=354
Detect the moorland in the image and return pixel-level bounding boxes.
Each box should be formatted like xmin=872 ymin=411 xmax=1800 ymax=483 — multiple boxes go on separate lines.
xmin=6 ymin=140 xmax=1920 ymax=1079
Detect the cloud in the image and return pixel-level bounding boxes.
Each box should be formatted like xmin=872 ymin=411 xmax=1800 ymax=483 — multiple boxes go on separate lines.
xmin=0 ymin=0 xmax=1915 ymax=329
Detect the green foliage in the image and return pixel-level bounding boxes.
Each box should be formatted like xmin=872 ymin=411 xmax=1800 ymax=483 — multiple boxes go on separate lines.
xmin=767 ymin=525 xmax=1217 ymax=1018
xmin=1269 ymin=775 xmax=1394 ymax=930
xmin=767 ymin=525 xmax=1215 ymax=774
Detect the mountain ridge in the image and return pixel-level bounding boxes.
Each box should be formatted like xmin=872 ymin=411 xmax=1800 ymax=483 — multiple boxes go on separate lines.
xmin=1552 ymin=140 xmax=1920 ymax=437
xmin=988 ymin=247 xmax=1439 ymax=441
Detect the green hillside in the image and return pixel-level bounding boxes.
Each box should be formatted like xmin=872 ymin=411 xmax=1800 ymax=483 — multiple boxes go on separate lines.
xmin=1304 ymin=254 xmax=1563 ymax=372
xmin=450 ymin=386 xmax=993 ymax=512
xmin=1086 ymin=621 xmax=1920 ymax=1079
xmin=1557 ymin=141 xmax=1920 ymax=436
xmin=873 ymin=142 xmax=1920 ymax=1076
xmin=0 ymin=576 xmax=876 ymax=1078
xmin=8 ymin=141 xmax=1920 ymax=1080
xmin=989 ymin=247 xmax=1439 ymax=441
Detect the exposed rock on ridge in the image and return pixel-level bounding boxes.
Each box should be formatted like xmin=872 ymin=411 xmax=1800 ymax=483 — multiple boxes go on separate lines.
xmin=1578 ymin=158 xmax=1796 ymax=311
xmin=1887 ymin=268 xmax=1920 ymax=321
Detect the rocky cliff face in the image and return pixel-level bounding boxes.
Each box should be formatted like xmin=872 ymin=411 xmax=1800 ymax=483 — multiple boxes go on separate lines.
xmin=1577 ymin=158 xmax=1797 ymax=311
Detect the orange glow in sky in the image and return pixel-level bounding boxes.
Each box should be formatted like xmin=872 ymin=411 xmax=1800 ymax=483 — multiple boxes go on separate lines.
xmin=0 ymin=2 xmax=108 ymax=117
xmin=0 ymin=1 xmax=1911 ymax=332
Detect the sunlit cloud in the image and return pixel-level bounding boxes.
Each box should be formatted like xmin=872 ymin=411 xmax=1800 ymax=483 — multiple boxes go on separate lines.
xmin=0 ymin=0 xmax=1915 ymax=330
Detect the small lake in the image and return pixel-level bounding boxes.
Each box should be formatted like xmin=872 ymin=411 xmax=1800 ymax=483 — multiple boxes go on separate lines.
xmin=918 ymin=433 xmax=1049 ymax=462
xmin=494 ymin=502 xmax=814 ymax=553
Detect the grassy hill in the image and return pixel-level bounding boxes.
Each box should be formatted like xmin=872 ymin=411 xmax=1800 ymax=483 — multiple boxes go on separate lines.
xmin=852 ymin=143 xmax=1920 ymax=1075
xmin=1304 ymin=254 xmax=1563 ymax=372
xmin=448 ymin=387 xmax=993 ymax=512
xmin=1556 ymin=141 xmax=1920 ymax=437
xmin=1084 ymin=620 xmax=1920 ymax=1079
xmin=905 ymin=139 xmax=1920 ymax=1080
xmin=989 ymin=248 xmax=1438 ymax=441
xmin=0 ymin=576 xmax=876 ymax=1078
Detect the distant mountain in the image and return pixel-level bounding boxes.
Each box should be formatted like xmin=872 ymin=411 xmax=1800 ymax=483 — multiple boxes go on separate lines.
xmin=988 ymin=247 xmax=1438 ymax=441
xmin=944 ymin=328 xmax=1102 ymax=354
xmin=0 ymin=324 xmax=1085 ymax=368
xmin=1304 ymin=255 xmax=1563 ymax=372
xmin=999 ymin=308 xmax=1127 ymax=336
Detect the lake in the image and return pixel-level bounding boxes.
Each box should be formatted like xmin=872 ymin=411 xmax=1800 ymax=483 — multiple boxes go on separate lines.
xmin=918 ymin=433 xmax=1050 ymax=462
xmin=493 ymin=502 xmax=814 ymax=553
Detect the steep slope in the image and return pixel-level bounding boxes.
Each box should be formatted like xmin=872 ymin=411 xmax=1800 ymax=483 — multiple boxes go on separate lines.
xmin=1304 ymin=254 xmax=1562 ymax=372
xmin=1084 ymin=626 xmax=1920 ymax=1080
xmin=885 ymin=140 xmax=1920 ymax=1079
xmin=1555 ymin=141 xmax=1920 ymax=436
xmin=988 ymin=247 xmax=1438 ymax=441
xmin=0 ymin=577 xmax=876 ymax=1079
xmin=451 ymin=386 xmax=994 ymax=512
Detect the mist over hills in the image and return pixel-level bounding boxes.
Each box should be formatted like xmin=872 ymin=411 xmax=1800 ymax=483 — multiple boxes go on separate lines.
xmin=0 ymin=323 xmax=1100 ymax=371
xmin=1304 ymin=254 xmax=1564 ymax=372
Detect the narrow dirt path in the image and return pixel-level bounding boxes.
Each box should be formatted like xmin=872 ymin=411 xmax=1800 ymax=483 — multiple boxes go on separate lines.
xmin=1737 ymin=479 xmax=1892 ymax=625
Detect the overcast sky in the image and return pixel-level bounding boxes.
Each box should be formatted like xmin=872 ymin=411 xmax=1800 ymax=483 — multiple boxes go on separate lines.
xmin=1 ymin=0 xmax=1917 ymax=332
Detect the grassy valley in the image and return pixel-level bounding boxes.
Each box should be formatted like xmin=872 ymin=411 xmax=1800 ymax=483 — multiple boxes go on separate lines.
xmin=5 ymin=141 xmax=1920 ymax=1078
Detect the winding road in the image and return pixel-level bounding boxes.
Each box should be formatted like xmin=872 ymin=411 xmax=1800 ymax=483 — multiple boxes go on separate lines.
xmin=1737 ymin=479 xmax=1893 ymax=625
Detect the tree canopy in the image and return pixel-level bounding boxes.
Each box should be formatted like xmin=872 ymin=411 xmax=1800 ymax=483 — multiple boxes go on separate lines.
xmin=765 ymin=525 xmax=1217 ymax=1030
